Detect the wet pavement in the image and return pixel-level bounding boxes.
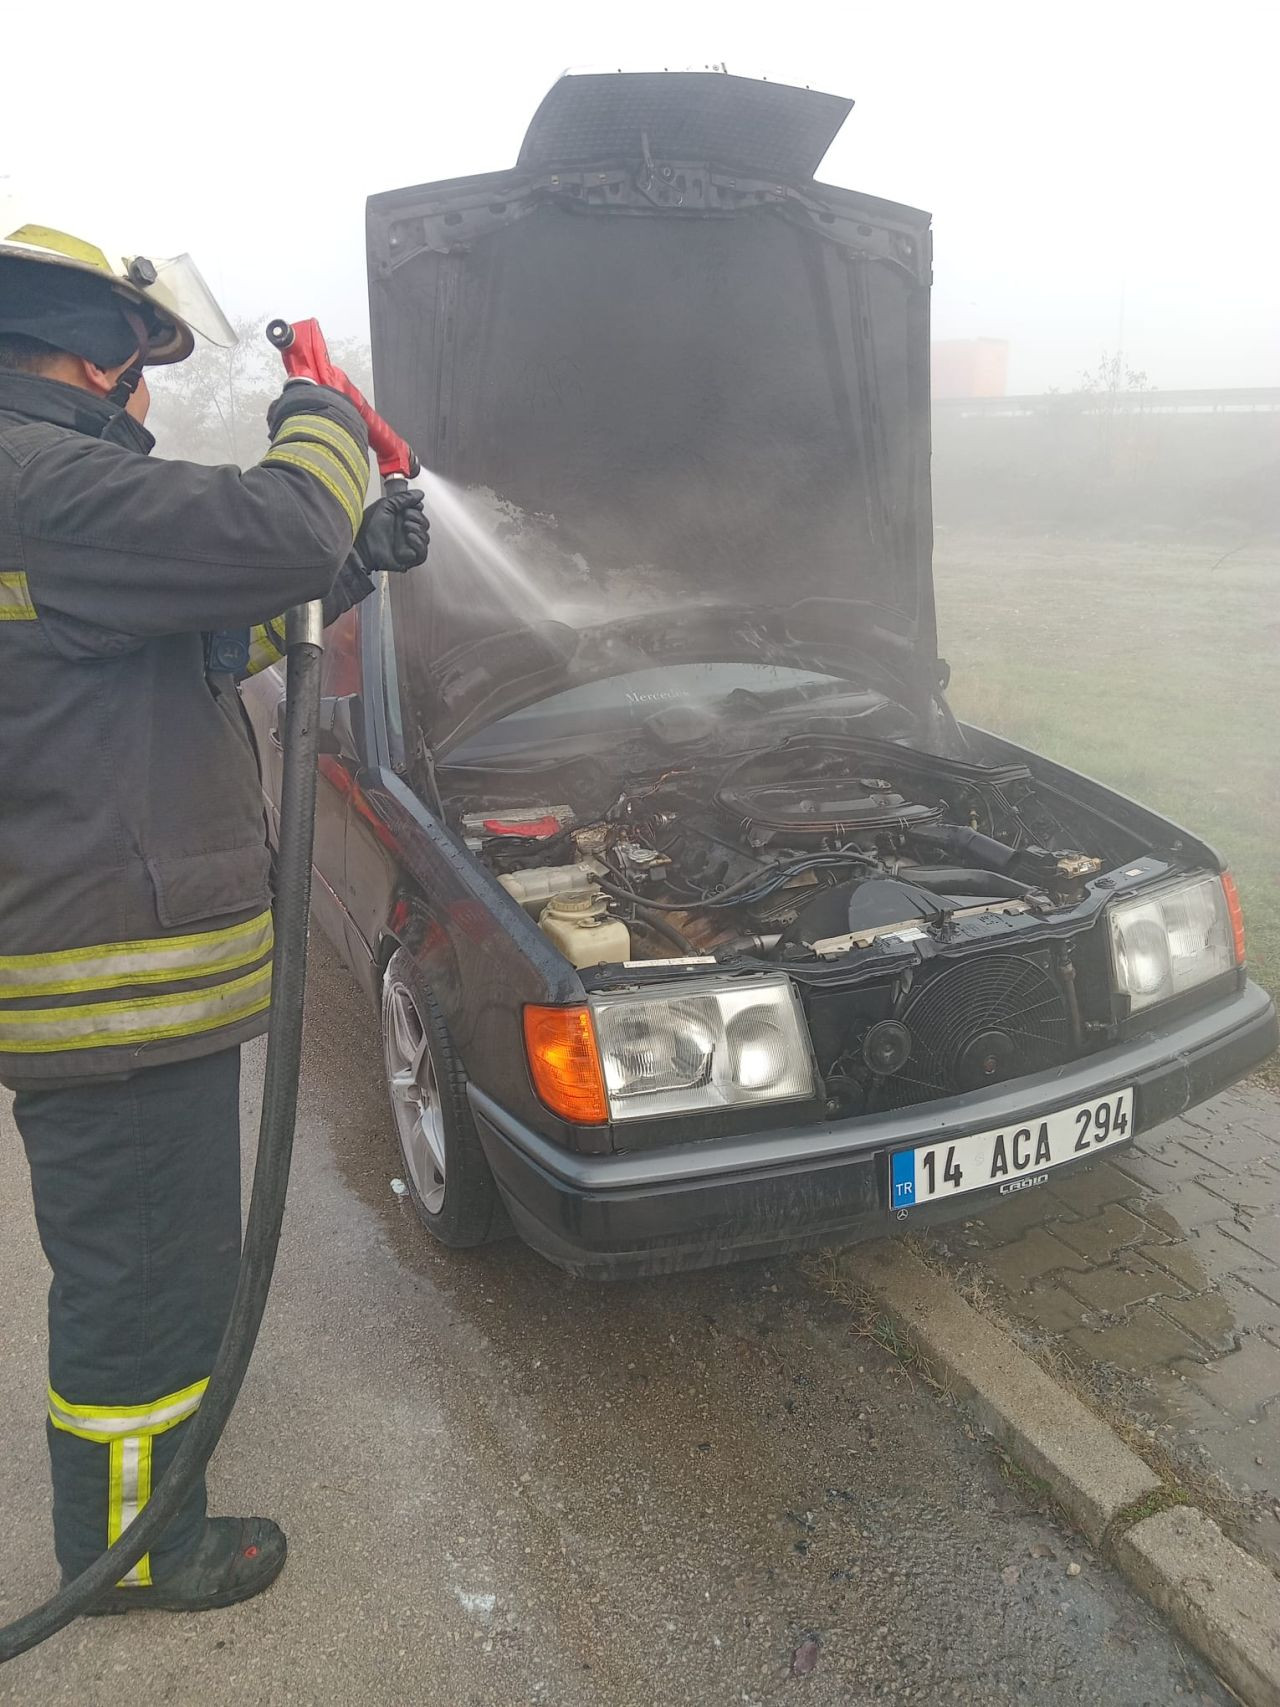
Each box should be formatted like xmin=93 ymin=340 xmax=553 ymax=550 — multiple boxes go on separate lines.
xmin=923 ymin=1081 xmax=1280 ymax=1574
xmin=0 ymin=942 xmax=1233 ymax=1705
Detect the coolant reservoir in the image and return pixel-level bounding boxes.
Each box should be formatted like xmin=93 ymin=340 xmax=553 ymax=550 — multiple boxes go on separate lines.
xmin=538 ymin=890 xmax=630 ymax=968
xmin=499 ymin=862 xmax=599 ymax=914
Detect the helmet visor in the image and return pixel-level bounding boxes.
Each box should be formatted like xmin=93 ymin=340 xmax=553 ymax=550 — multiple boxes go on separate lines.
xmin=125 ymin=253 xmax=238 ymax=356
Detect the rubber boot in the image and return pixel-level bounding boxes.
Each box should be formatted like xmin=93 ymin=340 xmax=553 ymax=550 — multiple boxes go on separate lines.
xmin=69 ymin=1517 xmax=287 ymax=1615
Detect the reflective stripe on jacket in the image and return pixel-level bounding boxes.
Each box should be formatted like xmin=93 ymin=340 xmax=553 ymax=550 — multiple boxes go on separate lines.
xmin=0 ymin=374 xmax=370 ymax=1085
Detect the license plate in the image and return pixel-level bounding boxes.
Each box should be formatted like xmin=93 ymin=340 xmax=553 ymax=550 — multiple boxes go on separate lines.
xmin=889 ymin=1088 xmax=1134 ymax=1215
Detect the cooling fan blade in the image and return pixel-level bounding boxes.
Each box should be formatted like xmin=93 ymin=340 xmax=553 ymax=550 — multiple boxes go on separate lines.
xmin=872 ymin=955 xmax=1070 ymax=1111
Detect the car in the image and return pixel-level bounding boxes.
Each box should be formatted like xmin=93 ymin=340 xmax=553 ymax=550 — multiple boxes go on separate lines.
xmin=243 ymin=70 xmax=1277 ymax=1278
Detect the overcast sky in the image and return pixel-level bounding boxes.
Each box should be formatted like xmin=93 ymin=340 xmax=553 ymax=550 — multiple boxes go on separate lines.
xmin=5 ymin=0 xmax=1275 ymax=392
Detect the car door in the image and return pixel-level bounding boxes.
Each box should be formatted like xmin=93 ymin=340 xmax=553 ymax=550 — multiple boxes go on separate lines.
xmin=306 ymin=606 xmax=364 ymax=946
xmin=239 ymin=608 xmax=361 ymax=949
xmin=342 ymin=579 xmax=410 ymax=989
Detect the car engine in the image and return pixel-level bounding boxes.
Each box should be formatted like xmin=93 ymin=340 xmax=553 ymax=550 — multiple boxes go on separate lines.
xmin=457 ymin=736 xmax=1106 ymax=959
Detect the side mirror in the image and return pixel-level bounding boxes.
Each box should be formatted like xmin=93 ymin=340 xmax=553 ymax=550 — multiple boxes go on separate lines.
xmin=317 ymin=693 xmax=365 ymax=763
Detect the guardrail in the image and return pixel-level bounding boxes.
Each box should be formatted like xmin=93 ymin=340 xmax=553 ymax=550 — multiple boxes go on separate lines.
xmin=934 ymin=388 xmax=1280 ymax=418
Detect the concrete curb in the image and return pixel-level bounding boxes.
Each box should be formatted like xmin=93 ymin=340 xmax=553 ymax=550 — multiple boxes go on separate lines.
xmin=1115 ymin=1506 xmax=1280 ymax=1707
xmin=839 ymin=1242 xmax=1280 ymax=1707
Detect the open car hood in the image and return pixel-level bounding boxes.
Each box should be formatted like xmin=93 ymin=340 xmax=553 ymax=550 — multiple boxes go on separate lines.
xmin=367 ymin=71 xmax=936 ymax=754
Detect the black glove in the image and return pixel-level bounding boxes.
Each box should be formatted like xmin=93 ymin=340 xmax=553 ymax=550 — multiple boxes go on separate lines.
xmin=352 ymin=487 xmax=429 ymax=575
xmin=266 ymin=379 xmax=368 ymax=450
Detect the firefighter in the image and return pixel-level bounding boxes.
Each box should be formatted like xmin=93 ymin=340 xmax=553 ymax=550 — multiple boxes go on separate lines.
xmin=0 ymin=218 xmax=428 ymax=1613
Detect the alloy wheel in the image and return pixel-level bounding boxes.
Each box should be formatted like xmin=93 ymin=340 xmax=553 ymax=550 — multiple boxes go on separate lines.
xmin=383 ymin=977 xmax=447 ymax=1215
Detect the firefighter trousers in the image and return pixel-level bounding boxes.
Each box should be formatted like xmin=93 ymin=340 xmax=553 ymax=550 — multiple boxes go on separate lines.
xmin=13 ymin=1047 xmax=242 ymax=1582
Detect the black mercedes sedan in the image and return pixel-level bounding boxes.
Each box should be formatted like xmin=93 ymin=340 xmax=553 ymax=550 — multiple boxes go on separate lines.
xmin=243 ymin=71 xmax=1276 ymax=1277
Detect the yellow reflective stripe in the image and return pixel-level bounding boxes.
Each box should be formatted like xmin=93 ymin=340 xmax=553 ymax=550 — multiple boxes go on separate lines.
xmin=0 ymin=571 xmax=37 ymax=621
xmin=107 ymin=1440 xmax=127 ymax=1578
xmin=263 ymin=444 xmax=363 ymax=535
xmin=0 ymin=962 xmax=272 ymax=1053
xmin=0 ymin=909 xmax=273 ymax=974
xmin=108 ymin=1437 xmax=153 ymax=1586
xmin=0 ymin=937 xmax=271 ymax=1000
xmin=0 ymin=910 xmax=273 ymax=997
xmin=291 ymin=437 xmax=367 ymax=518
xmin=262 ymin=445 xmax=362 ymax=535
xmin=49 ymin=1376 xmax=209 ymax=1442
xmin=129 ymin=1438 xmax=153 ymax=1585
xmin=246 ymin=621 xmax=286 ymax=676
xmin=273 ymin=415 xmax=370 ymax=493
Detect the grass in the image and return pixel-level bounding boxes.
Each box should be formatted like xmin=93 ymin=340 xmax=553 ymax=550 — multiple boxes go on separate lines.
xmin=803 ymin=1251 xmax=952 ymax=1397
xmin=992 ymin=1447 xmax=1057 ymax=1513
xmin=933 ymin=530 xmax=1280 ymax=1054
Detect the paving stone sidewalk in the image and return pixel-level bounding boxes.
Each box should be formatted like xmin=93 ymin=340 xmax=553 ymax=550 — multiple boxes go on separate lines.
xmin=921 ymin=1080 xmax=1280 ymax=1574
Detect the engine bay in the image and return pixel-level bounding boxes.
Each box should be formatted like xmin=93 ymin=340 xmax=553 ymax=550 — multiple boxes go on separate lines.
xmin=450 ymin=735 xmax=1116 ymax=967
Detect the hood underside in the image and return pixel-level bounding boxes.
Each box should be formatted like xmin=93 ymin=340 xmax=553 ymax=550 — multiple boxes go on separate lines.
xmin=367 ymin=71 xmax=935 ymax=753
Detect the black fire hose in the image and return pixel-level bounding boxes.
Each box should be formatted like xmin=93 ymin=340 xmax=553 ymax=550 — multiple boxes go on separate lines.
xmin=0 ymin=602 xmax=325 ymax=1663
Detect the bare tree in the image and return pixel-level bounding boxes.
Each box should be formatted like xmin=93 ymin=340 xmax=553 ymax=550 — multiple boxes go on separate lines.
xmin=1078 ymin=351 xmax=1152 ymax=406
xmin=146 ymin=317 xmax=276 ymax=465
xmin=147 ymin=318 xmax=374 ymax=468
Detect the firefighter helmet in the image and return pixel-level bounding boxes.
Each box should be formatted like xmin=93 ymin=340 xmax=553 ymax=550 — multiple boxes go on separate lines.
xmin=0 ymin=201 xmax=236 ymax=365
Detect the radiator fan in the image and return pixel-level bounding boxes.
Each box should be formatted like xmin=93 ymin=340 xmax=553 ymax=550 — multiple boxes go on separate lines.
xmin=872 ymin=955 xmax=1070 ymax=1111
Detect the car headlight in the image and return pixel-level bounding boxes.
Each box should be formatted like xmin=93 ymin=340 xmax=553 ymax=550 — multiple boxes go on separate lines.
xmin=1108 ymin=874 xmax=1240 ymax=1015
xmin=590 ymin=977 xmax=818 ymax=1121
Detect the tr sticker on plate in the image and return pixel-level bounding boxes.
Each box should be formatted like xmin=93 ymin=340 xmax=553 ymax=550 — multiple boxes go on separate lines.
xmin=889 ymin=1088 xmax=1134 ymax=1214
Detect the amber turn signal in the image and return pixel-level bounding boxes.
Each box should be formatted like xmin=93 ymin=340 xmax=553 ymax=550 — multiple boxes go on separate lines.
xmin=1221 ymin=872 xmax=1247 ymax=966
xmin=523 ymin=1005 xmax=609 ymax=1124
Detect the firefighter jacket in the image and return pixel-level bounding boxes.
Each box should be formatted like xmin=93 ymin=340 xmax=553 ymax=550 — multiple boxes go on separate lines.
xmin=0 ymin=371 xmax=371 ymax=1086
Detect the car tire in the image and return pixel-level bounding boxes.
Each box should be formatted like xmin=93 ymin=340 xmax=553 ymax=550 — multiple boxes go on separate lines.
xmin=380 ymin=948 xmax=505 ymax=1247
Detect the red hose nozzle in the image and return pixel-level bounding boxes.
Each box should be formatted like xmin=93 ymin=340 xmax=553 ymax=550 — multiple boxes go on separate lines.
xmin=265 ymin=317 xmax=420 ymax=481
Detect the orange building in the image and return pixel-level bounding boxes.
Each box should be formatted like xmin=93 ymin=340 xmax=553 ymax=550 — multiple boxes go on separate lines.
xmin=931 ymin=338 xmax=1009 ymax=400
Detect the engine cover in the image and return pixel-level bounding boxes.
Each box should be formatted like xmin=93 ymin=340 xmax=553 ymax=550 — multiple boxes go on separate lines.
xmin=718 ymin=777 xmax=941 ymax=839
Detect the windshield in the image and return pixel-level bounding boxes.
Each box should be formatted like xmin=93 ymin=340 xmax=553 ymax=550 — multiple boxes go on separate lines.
xmin=448 ymin=660 xmax=905 ymax=761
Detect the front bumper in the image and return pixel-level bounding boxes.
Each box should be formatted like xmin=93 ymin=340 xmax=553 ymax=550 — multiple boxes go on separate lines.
xmin=469 ymin=980 xmax=1278 ymax=1279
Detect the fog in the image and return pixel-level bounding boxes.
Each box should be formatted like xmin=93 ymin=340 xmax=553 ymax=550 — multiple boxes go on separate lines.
xmin=5 ymin=0 xmax=1276 ymax=393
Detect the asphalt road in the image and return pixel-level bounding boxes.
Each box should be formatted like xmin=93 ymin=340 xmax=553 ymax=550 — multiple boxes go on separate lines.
xmin=0 ymin=942 xmax=1229 ymax=1705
